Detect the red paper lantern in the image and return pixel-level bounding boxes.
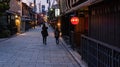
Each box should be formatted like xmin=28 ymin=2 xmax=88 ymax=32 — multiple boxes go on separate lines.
xmin=70 ymin=17 xmax=79 ymax=25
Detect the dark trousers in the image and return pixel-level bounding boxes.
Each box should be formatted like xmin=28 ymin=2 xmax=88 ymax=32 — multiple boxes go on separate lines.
xmin=43 ymin=36 xmax=47 ymax=44
xmin=55 ymin=37 xmax=59 ymax=44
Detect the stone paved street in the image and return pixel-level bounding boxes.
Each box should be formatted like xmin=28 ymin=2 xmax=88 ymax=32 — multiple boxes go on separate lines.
xmin=0 ymin=25 xmax=80 ymax=67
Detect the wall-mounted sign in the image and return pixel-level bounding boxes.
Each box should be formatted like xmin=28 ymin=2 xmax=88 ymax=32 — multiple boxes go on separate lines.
xmin=55 ymin=9 xmax=60 ymax=17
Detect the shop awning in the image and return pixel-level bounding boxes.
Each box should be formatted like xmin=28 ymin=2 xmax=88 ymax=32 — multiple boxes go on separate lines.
xmin=6 ymin=10 xmax=20 ymax=15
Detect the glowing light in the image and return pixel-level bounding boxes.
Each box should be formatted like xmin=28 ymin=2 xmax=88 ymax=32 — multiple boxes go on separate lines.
xmin=70 ymin=17 xmax=79 ymax=25
xmin=57 ymin=22 xmax=61 ymax=26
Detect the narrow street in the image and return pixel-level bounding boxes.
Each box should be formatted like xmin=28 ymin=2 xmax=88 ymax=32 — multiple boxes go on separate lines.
xmin=0 ymin=24 xmax=80 ymax=67
xmin=0 ymin=0 xmax=119 ymax=67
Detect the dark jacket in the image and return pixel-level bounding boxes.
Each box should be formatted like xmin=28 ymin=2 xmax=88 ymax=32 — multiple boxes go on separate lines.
xmin=41 ymin=30 xmax=48 ymax=37
xmin=54 ymin=29 xmax=60 ymax=38
xmin=41 ymin=25 xmax=48 ymax=37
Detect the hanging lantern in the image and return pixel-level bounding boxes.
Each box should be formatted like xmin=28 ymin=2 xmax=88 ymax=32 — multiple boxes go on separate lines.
xmin=70 ymin=17 xmax=79 ymax=25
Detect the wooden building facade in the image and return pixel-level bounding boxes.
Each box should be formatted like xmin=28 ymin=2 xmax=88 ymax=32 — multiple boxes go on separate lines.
xmin=81 ymin=0 xmax=120 ymax=67
xmin=58 ymin=0 xmax=120 ymax=67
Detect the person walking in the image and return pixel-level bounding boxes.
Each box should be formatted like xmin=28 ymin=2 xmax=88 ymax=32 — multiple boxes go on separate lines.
xmin=54 ymin=28 xmax=60 ymax=44
xmin=41 ymin=24 xmax=48 ymax=45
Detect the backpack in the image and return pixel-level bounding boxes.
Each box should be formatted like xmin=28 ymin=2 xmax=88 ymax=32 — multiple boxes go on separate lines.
xmin=41 ymin=30 xmax=48 ymax=37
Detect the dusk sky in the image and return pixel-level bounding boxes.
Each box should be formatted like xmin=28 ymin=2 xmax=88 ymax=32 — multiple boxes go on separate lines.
xmin=22 ymin=0 xmax=54 ymax=13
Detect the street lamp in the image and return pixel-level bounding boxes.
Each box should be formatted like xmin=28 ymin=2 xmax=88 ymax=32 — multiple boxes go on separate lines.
xmin=50 ymin=8 xmax=53 ymax=11
xmin=15 ymin=15 xmax=18 ymax=19
xmin=31 ymin=3 xmax=34 ymax=7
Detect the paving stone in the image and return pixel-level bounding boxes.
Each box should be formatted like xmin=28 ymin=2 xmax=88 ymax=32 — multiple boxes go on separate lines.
xmin=0 ymin=26 xmax=80 ymax=67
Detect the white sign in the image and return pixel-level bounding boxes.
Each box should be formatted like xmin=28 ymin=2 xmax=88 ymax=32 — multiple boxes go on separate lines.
xmin=55 ymin=9 xmax=60 ymax=17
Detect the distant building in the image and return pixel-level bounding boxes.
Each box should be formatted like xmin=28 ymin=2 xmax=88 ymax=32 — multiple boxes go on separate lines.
xmin=22 ymin=2 xmax=33 ymax=31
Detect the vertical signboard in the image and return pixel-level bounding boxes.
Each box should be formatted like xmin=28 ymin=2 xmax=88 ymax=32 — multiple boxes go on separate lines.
xmin=55 ymin=9 xmax=60 ymax=17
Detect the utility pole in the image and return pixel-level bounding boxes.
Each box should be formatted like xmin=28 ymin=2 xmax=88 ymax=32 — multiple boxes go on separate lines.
xmin=47 ymin=0 xmax=51 ymax=10
xmin=39 ymin=1 xmax=41 ymax=13
xmin=33 ymin=0 xmax=37 ymax=28
xmin=33 ymin=0 xmax=36 ymax=12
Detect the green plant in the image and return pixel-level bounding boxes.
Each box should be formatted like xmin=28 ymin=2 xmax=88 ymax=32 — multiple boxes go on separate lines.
xmin=0 ymin=2 xmax=10 ymax=15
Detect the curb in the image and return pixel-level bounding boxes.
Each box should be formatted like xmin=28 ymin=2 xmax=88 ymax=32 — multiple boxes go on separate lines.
xmin=60 ymin=37 xmax=88 ymax=67
xmin=0 ymin=34 xmax=18 ymax=42
xmin=0 ymin=38 xmax=9 ymax=42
